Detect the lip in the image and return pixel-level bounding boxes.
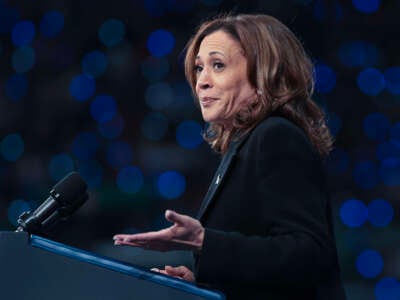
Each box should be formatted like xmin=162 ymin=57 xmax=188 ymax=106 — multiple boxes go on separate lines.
xmin=199 ymin=97 xmax=218 ymax=105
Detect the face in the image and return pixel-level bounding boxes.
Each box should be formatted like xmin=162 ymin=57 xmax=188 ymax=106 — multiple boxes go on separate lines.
xmin=194 ymin=30 xmax=256 ymax=125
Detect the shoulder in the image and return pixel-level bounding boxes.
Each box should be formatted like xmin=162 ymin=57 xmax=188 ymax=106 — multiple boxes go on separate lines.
xmin=245 ymin=116 xmax=317 ymax=159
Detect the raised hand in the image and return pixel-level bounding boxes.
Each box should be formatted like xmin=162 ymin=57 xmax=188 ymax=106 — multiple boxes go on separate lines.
xmin=113 ymin=210 xmax=205 ymax=252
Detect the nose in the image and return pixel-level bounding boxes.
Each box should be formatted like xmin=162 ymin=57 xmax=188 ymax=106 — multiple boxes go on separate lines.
xmin=196 ymin=68 xmax=212 ymax=90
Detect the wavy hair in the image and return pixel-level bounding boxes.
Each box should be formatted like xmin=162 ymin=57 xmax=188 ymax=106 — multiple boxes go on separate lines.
xmin=184 ymin=14 xmax=333 ymax=158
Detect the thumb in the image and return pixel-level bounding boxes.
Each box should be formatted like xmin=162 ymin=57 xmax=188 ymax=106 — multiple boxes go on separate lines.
xmin=165 ymin=210 xmax=184 ymax=225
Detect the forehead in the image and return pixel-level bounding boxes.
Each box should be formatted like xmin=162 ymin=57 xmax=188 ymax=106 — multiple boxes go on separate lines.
xmin=196 ymin=30 xmax=243 ymax=58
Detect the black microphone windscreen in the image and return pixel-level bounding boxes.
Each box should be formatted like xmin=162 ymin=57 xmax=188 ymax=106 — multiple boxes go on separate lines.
xmin=51 ymin=172 xmax=88 ymax=206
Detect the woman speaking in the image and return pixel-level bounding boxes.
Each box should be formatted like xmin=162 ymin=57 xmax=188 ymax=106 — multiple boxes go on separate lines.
xmin=113 ymin=14 xmax=346 ymax=300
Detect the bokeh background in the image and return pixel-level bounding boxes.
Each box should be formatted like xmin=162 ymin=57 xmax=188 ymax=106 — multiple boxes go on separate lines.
xmin=0 ymin=0 xmax=399 ymax=299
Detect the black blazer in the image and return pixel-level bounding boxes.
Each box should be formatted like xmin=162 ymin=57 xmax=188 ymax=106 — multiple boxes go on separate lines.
xmin=194 ymin=116 xmax=346 ymax=300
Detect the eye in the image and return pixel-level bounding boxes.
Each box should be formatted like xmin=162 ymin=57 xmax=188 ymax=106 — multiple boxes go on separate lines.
xmin=213 ymin=62 xmax=225 ymax=71
xmin=194 ymin=65 xmax=203 ymax=73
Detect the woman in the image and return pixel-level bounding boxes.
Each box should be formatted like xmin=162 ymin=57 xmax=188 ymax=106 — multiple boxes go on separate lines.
xmin=114 ymin=14 xmax=346 ymax=300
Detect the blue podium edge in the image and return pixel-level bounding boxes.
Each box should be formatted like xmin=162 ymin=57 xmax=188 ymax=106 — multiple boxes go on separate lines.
xmin=31 ymin=235 xmax=225 ymax=300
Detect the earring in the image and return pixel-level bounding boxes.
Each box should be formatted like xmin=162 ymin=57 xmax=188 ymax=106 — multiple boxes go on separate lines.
xmin=256 ymin=89 xmax=262 ymax=95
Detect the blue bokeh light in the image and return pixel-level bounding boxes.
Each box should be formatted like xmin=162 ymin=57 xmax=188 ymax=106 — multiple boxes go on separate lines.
xmin=12 ymin=20 xmax=35 ymax=46
xmin=314 ymin=63 xmax=336 ymax=93
xmin=338 ymin=41 xmax=380 ymax=68
xmin=77 ymin=159 xmax=103 ymax=188
xmin=340 ymin=199 xmax=368 ymax=227
xmin=82 ymin=50 xmax=108 ymax=78
xmin=376 ymin=140 xmax=400 ymax=161
xmin=147 ymin=29 xmax=175 ymax=57
xmin=12 ymin=45 xmax=36 ymax=73
xmin=379 ymin=158 xmax=400 ymax=186
xmin=40 ymin=11 xmax=64 ymax=38
xmin=117 ymin=166 xmax=144 ymax=194
xmin=145 ymin=82 xmax=174 ymax=110
xmin=141 ymin=112 xmax=169 ymax=141
xmin=141 ymin=56 xmax=170 ymax=82
xmin=106 ymin=141 xmax=133 ymax=169
xmin=98 ymin=115 xmax=124 ymax=139
xmin=48 ymin=153 xmax=75 ymax=181
xmin=357 ymin=68 xmax=385 ymax=96
xmin=98 ymin=19 xmax=125 ymax=47
xmin=356 ymin=249 xmax=384 ymax=278
xmin=390 ymin=122 xmax=400 ymax=141
xmin=0 ymin=6 xmax=20 ymax=34
xmin=384 ymin=67 xmax=400 ymax=95
xmin=325 ymin=148 xmax=349 ymax=175
xmin=352 ymin=0 xmax=381 ymax=14
xmin=176 ymin=121 xmax=203 ymax=149
xmin=0 ymin=133 xmax=24 ymax=162
xmin=90 ymin=95 xmax=117 ymax=123
xmin=71 ymin=132 xmax=99 ymax=160
xmin=353 ymin=160 xmax=379 ymax=189
xmin=368 ymin=199 xmax=394 ymax=227
xmin=5 ymin=74 xmax=28 ymax=101
xmin=7 ymin=199 xmax=31 ymax=226
xmin=157 ymin=171 xmax=186 ymax=199
xmin=69 ymin=74 xmax=96 ymax=101
xmin=363 ymin=113 xmax=390 ymax=142
xmin=375 ymin=277 xmax=400 ymax=300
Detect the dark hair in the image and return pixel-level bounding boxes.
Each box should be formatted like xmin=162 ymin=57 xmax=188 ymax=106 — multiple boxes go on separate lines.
xmin=184 ymin=14 xmax=333 ymax=158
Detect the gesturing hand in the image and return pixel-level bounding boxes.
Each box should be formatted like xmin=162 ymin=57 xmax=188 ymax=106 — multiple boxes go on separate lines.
xmin=151 ymin=265 xmax=195 ymax=282
xmin=113 ymin=210 xmax=205 ymax=252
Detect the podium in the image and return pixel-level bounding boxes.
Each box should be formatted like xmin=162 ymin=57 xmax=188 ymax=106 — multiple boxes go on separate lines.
xmin=0 ymin=231 xmax=225 ymax=299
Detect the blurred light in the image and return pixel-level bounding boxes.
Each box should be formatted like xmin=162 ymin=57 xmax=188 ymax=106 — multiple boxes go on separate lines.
xmin=147 ymin=29 xmax=175 ymax=57
xmin=368 ymin=199 xmax=394 ymax=227
xmin=340 ymin=199 xmax=368 ymax=227
xmin=157 ymin=171 xmax=186 ymax=199
xmin=352 ymin=0 xmax=381 ymax=14
xmin=98 ymin=19 xmax=125 ymax=47
xmin=356 ymin=249 xmax=383 ymax=278
xmin=200 ymin=0 xmax=223 ymax=6
xmin=48 ymin=153 xmax=74 ymax=181
xmin=172 ymin=81 xmax=194 ymax=109
xmin=314 ymin=63 xmax=336 ymax=93
xmin=98 ymin=114 xmax=124 ymax=139
xmin=0 ymin=6 xmax=20 ymax=34
xmin=82 ymin=50 xmax=108 ymax=78
xmin=5 ymin=74 xmax=28 ymax=101
xmin=90 ymin=95 xmax=117 ymax=123
xmin=176 ymin=121 xmax=203 ymax=149
xmin=71 ymin=131 xmax=99 ymax=160
xmin=69 ymin=74 xmax=96 ymax=101
xmin=106 ymin=141 xmax=133 ymax=169
xmin=12 ymin=20 xmax=35 ymax=46
xmin=40 ymin=11 xmax=64 ymax=38
xmin=379 ymin=158 xmax=400 ymax=186
xmin=363 ymin=113 xmax=390 ymax=142
xmin=391 ymin=122 xmax=400 ymax=141
xmin=141 ymin=112 xmax=169 ymax=141
xmin=77 ymin=159 xmax=103 ymax=188
xmin=327 ymin=112 xmax=342 ymax=136
xmin=145 ymin=82 xmax=174 ymax=110
xmin=117 ymin=166 xmax=144 ymax=194
xmin=376 ymin=140 xmax=400 ymax=161
xmin=325 ymin=148 xmax=349 ymax=175
xmin=353 ymin=160 xmax=378 ymax=189
xmin=338 ymin=41 xmax=380 ymax=68
xmin=141 ymin=56 xmax=170 ymax=82
xmin=12 ymin=46 xmax=36 ymax=73
xmin=384 ymin=67 xmax=400 ymax=95
xmin=1 ymin=133 xmax=24 ymax=161
xmin=357 ymin=68 xmax=385 ymax=96
xmin=375 ymin=277 xmax=400 ymax=300
xmin=7 ymin=199 xmax=31 ymax=226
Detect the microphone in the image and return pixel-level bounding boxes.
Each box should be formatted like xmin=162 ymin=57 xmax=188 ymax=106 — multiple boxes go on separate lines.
xmin=15 ymin=172 xmax=88 ymax=234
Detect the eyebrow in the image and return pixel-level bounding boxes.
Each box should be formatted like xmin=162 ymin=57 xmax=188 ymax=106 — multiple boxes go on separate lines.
xmin=195 ymin=51 xmax=225 ymax=60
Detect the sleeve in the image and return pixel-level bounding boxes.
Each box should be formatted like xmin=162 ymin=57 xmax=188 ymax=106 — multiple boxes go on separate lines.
xmin=194 ymin=120 xmax=337 ymax=287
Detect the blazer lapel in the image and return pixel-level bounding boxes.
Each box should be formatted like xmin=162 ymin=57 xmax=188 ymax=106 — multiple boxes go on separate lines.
xmin=197 ymin=138 xmax=246 ymax=220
